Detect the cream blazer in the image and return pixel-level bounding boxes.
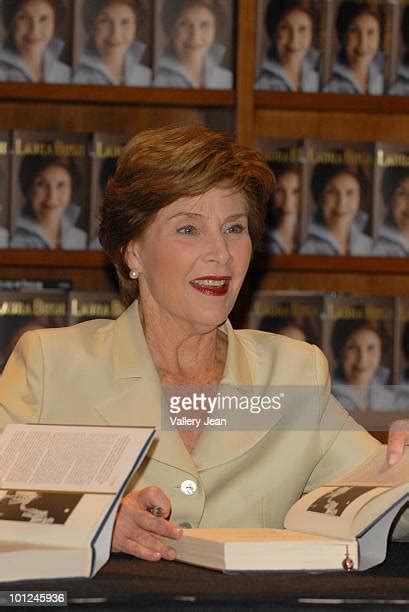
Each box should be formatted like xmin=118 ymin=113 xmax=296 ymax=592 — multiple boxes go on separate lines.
xmin=0 ymin=301 xmax=381 ymax=529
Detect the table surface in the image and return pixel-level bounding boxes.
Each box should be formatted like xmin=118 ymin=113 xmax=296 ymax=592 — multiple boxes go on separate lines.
xmin=2 ymin=542 xmax=409 ymax=610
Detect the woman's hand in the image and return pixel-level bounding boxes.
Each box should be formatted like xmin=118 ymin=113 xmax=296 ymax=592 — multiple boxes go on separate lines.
xmin=111 ymin=486 xmax=183 ymax=561
xmin=387 ymin=420 xmax=409 ymax=466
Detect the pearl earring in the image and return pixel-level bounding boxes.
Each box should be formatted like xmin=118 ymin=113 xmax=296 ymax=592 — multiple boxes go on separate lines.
xmin=129 ymin=269 xmax=139 ymax=280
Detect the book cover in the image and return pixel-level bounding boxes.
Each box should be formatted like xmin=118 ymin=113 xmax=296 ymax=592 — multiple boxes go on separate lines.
xmin=395 ymin=297 xmax=409 ymax=414
xmin=0 ymin=278 xmax=72 ymax=291
xmin=0 ymin=290 xmax=67 ymax=372
xmin=322 ymin=0 xmax=394 ymax=95
xmin=0 ymin=0 xmax=73 ymax=84
xmin=152 ymin=0 xmax=235 ymax=89
xmin=255 ymin=138 xmax=306 ymax=254
xmin=248 ymin=290 xmax=325 ymax=349
xmin=254 ymin=0 xmax=328 ymax=93
xmin=373 ymin=141 xmax=409 ymax=257
xmin=89 ymin=132 xmax=130 ymax=249
xmin=387 ymin=0 xmax=409 ymax=95
xmin=67 ymin=290 xmax=124 ymax=325
xmin=299 ymin=139 xmax=375 ymax=255
xmin=0 ymin=130 xmax=10 ymax=247
xmin=323 ymin=294 xmax=397 ymax=416
xmin=9 ymin=130 xmax=91 ymax=250
xmin=72 ymin=0 xmax=153 ymax=87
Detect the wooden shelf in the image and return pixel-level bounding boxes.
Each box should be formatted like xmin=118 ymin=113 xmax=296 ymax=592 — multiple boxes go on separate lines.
xmin=0 ymin=249 xmax=109 ymax=269
xmin=255 ymin=91 xmax=409 ymax=115
xmin=254 ymin=254 xmax=409 ymax=275
xmin=0 ymin=83 xmax=235 ymax=107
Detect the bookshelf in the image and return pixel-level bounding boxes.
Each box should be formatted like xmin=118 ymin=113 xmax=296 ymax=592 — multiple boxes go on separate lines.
xmin=1 ymin=0 xmax=409 ymax=302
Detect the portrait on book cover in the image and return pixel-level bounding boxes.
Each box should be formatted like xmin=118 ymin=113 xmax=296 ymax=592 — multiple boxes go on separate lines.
xmin=153 ymin=0 xmax=234 ymax=89
xmin=9 ymin=132 xmax=90 ymax=251
xmin=254 ymin=0 xmax=325 ymax=93
xmin=0 ymin=0 xmax=73 ymax=83
xmin=373 ymin=144 xmax=409 ymax=257
xmin=0 ymin=490 xmax=82 ymax=524
xmin=256 ymin=139 xmax=306 ymax=255
xmin=324 ymin=296 xmax=397 ymax=414
xmin=72 ymin=0 xmax=152 ymax=86
xmin=248 ymin=291 xmax=324 ymax=348
xmin=0 ymin=130 xmax=10 ymax=247
xmin=322 ymin=0 xmax=392 ymax=95
xmin=300 ymin=143 xmax=374 ymax=256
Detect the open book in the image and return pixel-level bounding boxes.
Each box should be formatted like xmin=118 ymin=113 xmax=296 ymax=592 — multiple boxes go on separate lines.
xmin=167 ymin=446 xmax=409 ymax=572
xmin=0 ymin=423 xmax=155 ymax=582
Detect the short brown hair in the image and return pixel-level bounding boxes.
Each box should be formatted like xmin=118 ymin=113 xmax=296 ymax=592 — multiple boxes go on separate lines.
xmin=161 ymin=0 xmax=226 ymax=36
xmin=99 ymin=124 xmax=274 ymax=306
xmin=2 ymin=0 xmax=66 ymax=31
xmin=81 ymin=0 xmax=145 ymax=32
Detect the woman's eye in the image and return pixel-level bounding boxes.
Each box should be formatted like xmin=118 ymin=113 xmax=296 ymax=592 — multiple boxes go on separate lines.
xmin=225 ymin=223 xmax=245 ymax=234
xmin=177 ymin=225 xmax=197 ymax=235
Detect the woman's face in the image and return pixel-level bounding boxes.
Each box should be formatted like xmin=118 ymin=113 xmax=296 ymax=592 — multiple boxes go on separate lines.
xmin=93 ymin=1 xmax=137 ymax=58
xmin=341 ymin=327 xmax=382 ymax=385
xmin=274 ymin=170 xmax=300 ymax=215
xmin=30 ymin=164 xmax=72 ymax=222
xmin=321 ymin=172 xmax=361 ymax=230
xmin=275 ymin=9 xmax=313 ymax=65
xmin=126 ymin=188 xmax=252 ymax=333
xmin=172 ymin=4 xmax=216 ymax=63
xmin=13 ymin=0 xmax=55 ymax=55
xmin=345 ymin=12 xmax=380 ymax=67
xmin=391 ymin=177 xmax=409 ymax=232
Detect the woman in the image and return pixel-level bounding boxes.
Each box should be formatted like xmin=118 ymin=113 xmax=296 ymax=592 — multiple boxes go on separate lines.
xmin=255 ymin=0 xmax=320 ymax=92
xmin=10 ymin=154 xmax=87 ymax=250
xmin=300 ymin=161 xmax=373 ymax=255
xmin=0 ymin=0 xmax=71 ymax=83
xmin=153 ymin=0 xmax=233 ymax=89
xmin=0 ymin=125 xmax=407 ymax=562
xmin=262 ymin=161 xmax=301 ymax=254
xmin=330 ymin=318 xmax=396 ymax=413
xmin=373 ymin=164 xmax=409 ymax=257
xmin=323 ymin=1 xmax=384 ymax=95
xmin=73 ymin=0 xmax=151 ymax=86
xmin=389 ymin=6 xmax=409 ymax=96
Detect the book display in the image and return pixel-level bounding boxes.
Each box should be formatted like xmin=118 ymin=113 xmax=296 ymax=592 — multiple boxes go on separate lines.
xmin=0 ymin=0 xmax=408 ymax=339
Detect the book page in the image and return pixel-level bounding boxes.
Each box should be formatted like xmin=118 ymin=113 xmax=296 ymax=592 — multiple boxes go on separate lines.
xmin=329 ymin=446 xmax=409 ymax=487
xmin=0 ymin=424 xmax=155 ymax=493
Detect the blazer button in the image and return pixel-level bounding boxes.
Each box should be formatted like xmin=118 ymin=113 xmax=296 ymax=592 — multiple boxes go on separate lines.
xmin=179 ymin=521 xmax=192 ymax=528
xmin=180 ymin=479 xmax=197 ymax=495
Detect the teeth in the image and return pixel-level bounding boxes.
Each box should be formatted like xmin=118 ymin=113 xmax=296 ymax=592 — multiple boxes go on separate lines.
xmin=193 ymin=279 xmax=227 ymax=287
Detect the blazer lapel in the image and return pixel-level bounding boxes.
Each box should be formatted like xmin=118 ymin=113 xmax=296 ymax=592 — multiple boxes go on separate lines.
xmin=192 ymin=320 xmax=282 ymax=471
xmin=95 ymin=301 xmax=199 ymax=478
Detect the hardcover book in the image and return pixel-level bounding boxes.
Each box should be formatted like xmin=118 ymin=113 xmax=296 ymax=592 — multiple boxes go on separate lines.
xmin=323 ymin=294 xmax=397 ymax=417
xmin=0 ymin=290 xmax=67 ymax=372
xmin=0 ymin=0 xmax=74 ymax=84
xmin=373 ymin=141 xmax=409 ymax=256
xmin=254 ymin=0 xmax=328 ymax=93
xmin=299 ymin=139 xmax=375 ymax=256
xmin=72 ymin=0 xmax=153 ymax=87
xmin=248 ymin=290 xmax=324 ymax=349
xmin=322 ymin=0 xmax=394 ymax=95
xmin=88 ymin=132 xmax=130 ymax=249
xmin=0 ymin=423 xmax=155 ymax=582
xmin=386 ymin=0 xmax=409 ymax=95
xmin=9 ymin=130 xmax=91 ymax=250
xmin=68 ymin=290 xmax=124 ymax=325
xmin=165 ymin=446 xmax=409 ymax=572
xmin=0 ymin=130 xmax=10 ymax=247
xmin=255 ymin=138 xmax=306 ymax=254
xmin=152 ymin=0 xmax=235 ymax=90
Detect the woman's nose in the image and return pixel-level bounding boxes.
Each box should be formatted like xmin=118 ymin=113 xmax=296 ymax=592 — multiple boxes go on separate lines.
xmin=203 ymin=233 xmax=232 ymax=264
